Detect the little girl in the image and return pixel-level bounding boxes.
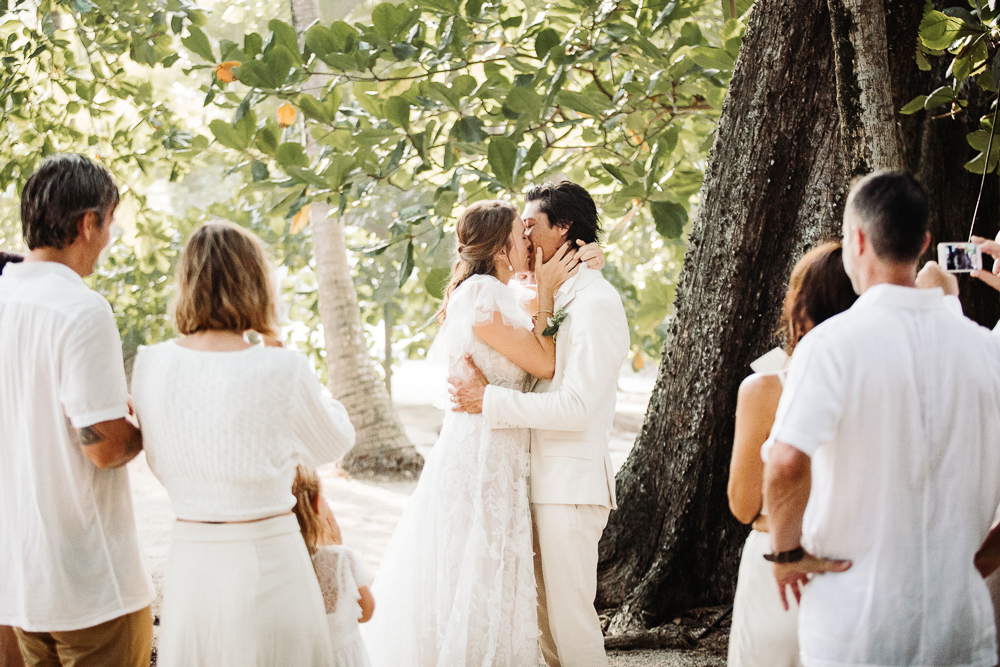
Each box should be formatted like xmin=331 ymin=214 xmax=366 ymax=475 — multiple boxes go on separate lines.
xmin=292 ymin=466 xmax=375 ymax=667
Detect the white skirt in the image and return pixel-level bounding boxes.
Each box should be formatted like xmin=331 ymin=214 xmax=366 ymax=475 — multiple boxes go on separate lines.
xmin=157 ymin=514 xmax=334 ymax=667
xmin=728 ymin=529 xmax=802 ymax=667
xmin=329 ymin=624 xmax=371 ymax=667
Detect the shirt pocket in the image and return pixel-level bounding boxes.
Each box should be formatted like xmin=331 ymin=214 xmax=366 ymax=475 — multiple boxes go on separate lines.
xmin=539 ymin=431 xmax=592 ymax=459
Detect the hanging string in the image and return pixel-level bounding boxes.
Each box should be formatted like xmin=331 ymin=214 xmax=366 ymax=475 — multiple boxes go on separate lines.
xmin=969 ymin=96 xmax=1000 ymax=242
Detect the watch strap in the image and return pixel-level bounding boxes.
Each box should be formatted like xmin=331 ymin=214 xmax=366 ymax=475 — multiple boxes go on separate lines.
xmin=763 ymin=546 xmax=806 ymax=563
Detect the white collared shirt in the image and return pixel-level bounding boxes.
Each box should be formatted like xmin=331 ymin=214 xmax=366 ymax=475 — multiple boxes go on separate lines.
xmin=0 ymin=261 xmax=154 ymax=631
xmin=764 ymin=284 xmax=1000 ymax=667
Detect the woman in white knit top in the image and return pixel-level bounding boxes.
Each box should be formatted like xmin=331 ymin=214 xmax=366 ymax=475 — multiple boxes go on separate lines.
xmin=131 ymin=222 xmax=355 ymax=667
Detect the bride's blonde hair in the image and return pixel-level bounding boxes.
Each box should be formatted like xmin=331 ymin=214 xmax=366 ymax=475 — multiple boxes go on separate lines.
xmin=435 ymin=200 xmax=517 ymax=324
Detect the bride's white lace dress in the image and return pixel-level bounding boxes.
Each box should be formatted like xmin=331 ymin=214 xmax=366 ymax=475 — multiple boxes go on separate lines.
xmin=362 ymin=275 xmax=539 ymax=667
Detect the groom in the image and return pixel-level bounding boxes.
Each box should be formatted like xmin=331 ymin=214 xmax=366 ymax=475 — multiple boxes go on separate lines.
xmin=450 ymin=181 xmax=630 ymax=667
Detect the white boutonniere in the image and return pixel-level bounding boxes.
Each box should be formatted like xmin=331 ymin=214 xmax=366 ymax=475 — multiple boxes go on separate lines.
xmin=542 ymin=307 xmax=568 ymax=338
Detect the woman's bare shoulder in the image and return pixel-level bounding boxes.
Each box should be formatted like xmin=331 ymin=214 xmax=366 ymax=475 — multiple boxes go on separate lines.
xmin=737 ymin=372 xmax=783 ymax=406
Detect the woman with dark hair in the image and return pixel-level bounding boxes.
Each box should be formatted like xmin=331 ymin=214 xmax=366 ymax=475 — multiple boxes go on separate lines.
xmin=0 ymin=251 xmax=23 ymax=275
xmin=363 ymin=200 xmax=600 ymax=666
xmin=727 ymin=242 xmax=858 ymax=667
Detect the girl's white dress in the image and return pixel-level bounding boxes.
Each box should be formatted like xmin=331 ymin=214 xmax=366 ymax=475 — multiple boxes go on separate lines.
xmin=312 ymin=545 xmax=374 ymax=667
xmin=362 ymin=275 xmax=539 ymax=666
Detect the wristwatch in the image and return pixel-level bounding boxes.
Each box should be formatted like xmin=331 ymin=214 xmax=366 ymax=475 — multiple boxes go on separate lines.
xmin=763 ymin=546 xmax=805 ymax=563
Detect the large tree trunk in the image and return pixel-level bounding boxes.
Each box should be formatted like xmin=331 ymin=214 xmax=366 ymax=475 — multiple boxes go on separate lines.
xmin=828 ymin=0 xmax=903 ymax=173
xmin=597 ymin=0 xmax=997 ymax=636
xmin=290 ymin=0 xmax=424 ymax=477
xmin=598 ymin=0 xmax=850 ymax=633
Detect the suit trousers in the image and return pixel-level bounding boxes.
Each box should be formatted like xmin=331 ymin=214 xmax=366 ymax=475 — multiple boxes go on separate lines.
xmin=532 ymin=503 xmax=610 ymax=667
xmin=14 ymin=607 xmax=152 ymax=667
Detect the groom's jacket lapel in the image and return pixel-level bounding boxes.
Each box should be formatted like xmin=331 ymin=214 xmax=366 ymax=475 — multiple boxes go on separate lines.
xmin=554 ymin=266 xmax=601 ymax=312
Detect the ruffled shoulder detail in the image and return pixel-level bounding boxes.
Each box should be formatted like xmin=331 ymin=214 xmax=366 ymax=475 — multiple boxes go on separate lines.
xmin=429 ymin=275 xmax=533 ymax=372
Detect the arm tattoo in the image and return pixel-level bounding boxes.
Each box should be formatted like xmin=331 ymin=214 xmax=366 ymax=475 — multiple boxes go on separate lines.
xmin=78 ymin=426 xmax=104 ymax=446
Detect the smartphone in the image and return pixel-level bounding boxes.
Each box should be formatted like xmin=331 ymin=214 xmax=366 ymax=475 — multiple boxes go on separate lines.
xmin=938 ymin=242 xmax=983 ymax=273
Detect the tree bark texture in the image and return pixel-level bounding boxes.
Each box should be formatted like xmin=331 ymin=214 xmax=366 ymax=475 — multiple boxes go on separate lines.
xmin=290 ymin=0 xmax=424 ymax=476
xmin=597 ymin=0 xmax=849 ymax=633
xmin=597 ymin=0 xmax=1000 ymax=634
xmin=828 ymin=0 xmax=903 ymax=174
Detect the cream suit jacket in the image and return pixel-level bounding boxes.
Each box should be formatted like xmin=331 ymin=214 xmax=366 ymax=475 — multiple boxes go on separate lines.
xmin=482 ymin=266 xmax=630 ymax=508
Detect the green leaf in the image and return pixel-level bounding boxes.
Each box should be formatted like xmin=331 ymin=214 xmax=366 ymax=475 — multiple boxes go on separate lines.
xmin=398 ymin=241 xmax=415 ymax=288
xmin=209 ymin=119 xmax=251 ymax=151
xmin=385 ymin=96 xmax=411 ymax=130
xmin=305 ymin=25 xmax=337 ymax=58
xmin=256 ymin=123 xmax=279 ymax=155
xmin=263 ymin=45 xmax=295 ymax=87
xmin=244 ymin=33 xmax=263 ymax=58
xmin=920 ymin=10 xmax=962 ymax=50
xmin=450 ymin=116 xmax=487 ymax=142
xmin=602 ymin=162 xmax=630 ymax=184
xmin=900 ymin=95 xmax=927 ymax=115
xmin=924 ymin=85 xmax=956 ymax=109
xmin=235 ymin=61 xmax=275 ymax=88
xmin=182 ymin=26 xmax=215 ymax=63
xmin=276 ymin=143 xmax=310 ymax=169
xmin=298 ymin=94 xmax=331 ymax=124
xmin=535 ymin=28 xmax=560 ymax=60
xmin=506 ymin=87 xmax=541 ymax=115
xmin=488 ymin=136 xmax=518 ymax=189
xmin=425 ymin=267 xmax=451 ymax=299
xmin=325 ymin=154 xmax=355 ymax=189
xmin=266 ymin=20 xmax=302 ymax=64
xmin=650 ymin=201 xmax=687 ymax=239
xmin=251 ymin=159 xmax=269 ymax=181
xmin=557 ymin=90 xmax=606 ymax=117
xmin=690 ymin=46 xmax=735 ymax=71
xmin=372 ymin=2 xmax=414 ymax=40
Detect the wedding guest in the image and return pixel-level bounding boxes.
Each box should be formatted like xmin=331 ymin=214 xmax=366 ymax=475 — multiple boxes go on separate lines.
xmin=292 ymin=466 xmax=374 ymax=667
xmin=131 ymin=222 xmax=356 ymax=667
xmin=0 ymin=155 xmax=154 ymax=667
xmin=763 ymin=171 xmax=1000 ymax=666
xmin=727 ymin=242 xmax=856 ymax=667
xmin=0 ymin=251 xmax=24 ymax=667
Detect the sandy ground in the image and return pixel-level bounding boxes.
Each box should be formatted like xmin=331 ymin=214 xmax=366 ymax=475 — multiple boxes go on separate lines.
xmin=129 ymin=360 xmax=725 ymax=666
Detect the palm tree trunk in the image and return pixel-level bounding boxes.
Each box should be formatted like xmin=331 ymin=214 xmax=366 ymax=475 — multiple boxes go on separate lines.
xmin=290 ymin=0 xmax=423 ymax=477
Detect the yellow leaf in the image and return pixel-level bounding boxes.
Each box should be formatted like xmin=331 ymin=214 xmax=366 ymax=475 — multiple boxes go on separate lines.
xmin=291 ymin=204 xmax=311 ymax=234
xmin=277 ymin=103 xmax=296 ymax=129
xmin=214 ymin=61 xmax=241 ymax=83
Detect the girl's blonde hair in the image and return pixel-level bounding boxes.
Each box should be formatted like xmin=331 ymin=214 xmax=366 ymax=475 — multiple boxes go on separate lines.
xmin=435 ymin=200 xmax=517 ymax=324
xmin=174 ymin=221 xmax=279 ymax=337
xmin=292 ymin=465 xmax=325 ymax=554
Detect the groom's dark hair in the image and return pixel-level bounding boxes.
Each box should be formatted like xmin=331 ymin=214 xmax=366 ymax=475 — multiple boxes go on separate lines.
xmin=524 ymin=181 xmax=602 ymax=245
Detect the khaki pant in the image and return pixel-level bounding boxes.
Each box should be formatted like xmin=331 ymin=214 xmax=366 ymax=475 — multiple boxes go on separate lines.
xmin=14 ymin=607 xmax=152 ymax=667
xmin=532 ymin=503 xmax=610 ymax=667
xmin=1 ymin=626 xmax=25 ymax=667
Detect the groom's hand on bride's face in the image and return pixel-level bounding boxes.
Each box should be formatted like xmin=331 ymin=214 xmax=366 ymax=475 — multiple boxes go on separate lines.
xmin=448 ymin=355 xmax=488 ymax=414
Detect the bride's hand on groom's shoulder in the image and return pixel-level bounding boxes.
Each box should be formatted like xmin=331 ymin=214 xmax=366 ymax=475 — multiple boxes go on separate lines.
xmin=448 ymin=355 xmax=488 ymax=414
xmin=576 ymin=240 xmax=605 ymax=270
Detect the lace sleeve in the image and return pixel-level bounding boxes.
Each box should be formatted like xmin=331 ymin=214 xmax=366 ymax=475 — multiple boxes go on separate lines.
xmin=312 ymin=545 xmax=365 ymax=617
xmin=346 ymin=548 xmax=374 ymax=588
xmin=429 ymin=275 xmax=533 ymax=373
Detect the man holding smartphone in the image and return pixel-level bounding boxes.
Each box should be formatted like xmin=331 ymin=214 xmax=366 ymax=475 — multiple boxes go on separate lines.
xmin=763 ymin=171 xmax=1000 ymax=667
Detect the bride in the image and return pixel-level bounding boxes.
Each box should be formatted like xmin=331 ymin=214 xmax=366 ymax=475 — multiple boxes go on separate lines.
xmin=363 ymin=199 xmax=599 ymax=666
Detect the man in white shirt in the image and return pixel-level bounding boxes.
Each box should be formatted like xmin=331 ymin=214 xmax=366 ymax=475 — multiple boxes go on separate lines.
xmin=763 ymin=171 xmax=1000 ymax=667
xmin=450 ymin=181 xmax=630 ymax=667
xmin=0 ymin=154 xmax=155 ymax=666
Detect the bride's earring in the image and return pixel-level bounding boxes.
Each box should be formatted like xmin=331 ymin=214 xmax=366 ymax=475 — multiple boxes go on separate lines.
xmin=504 ymin=251 xmax=513 ymax=271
